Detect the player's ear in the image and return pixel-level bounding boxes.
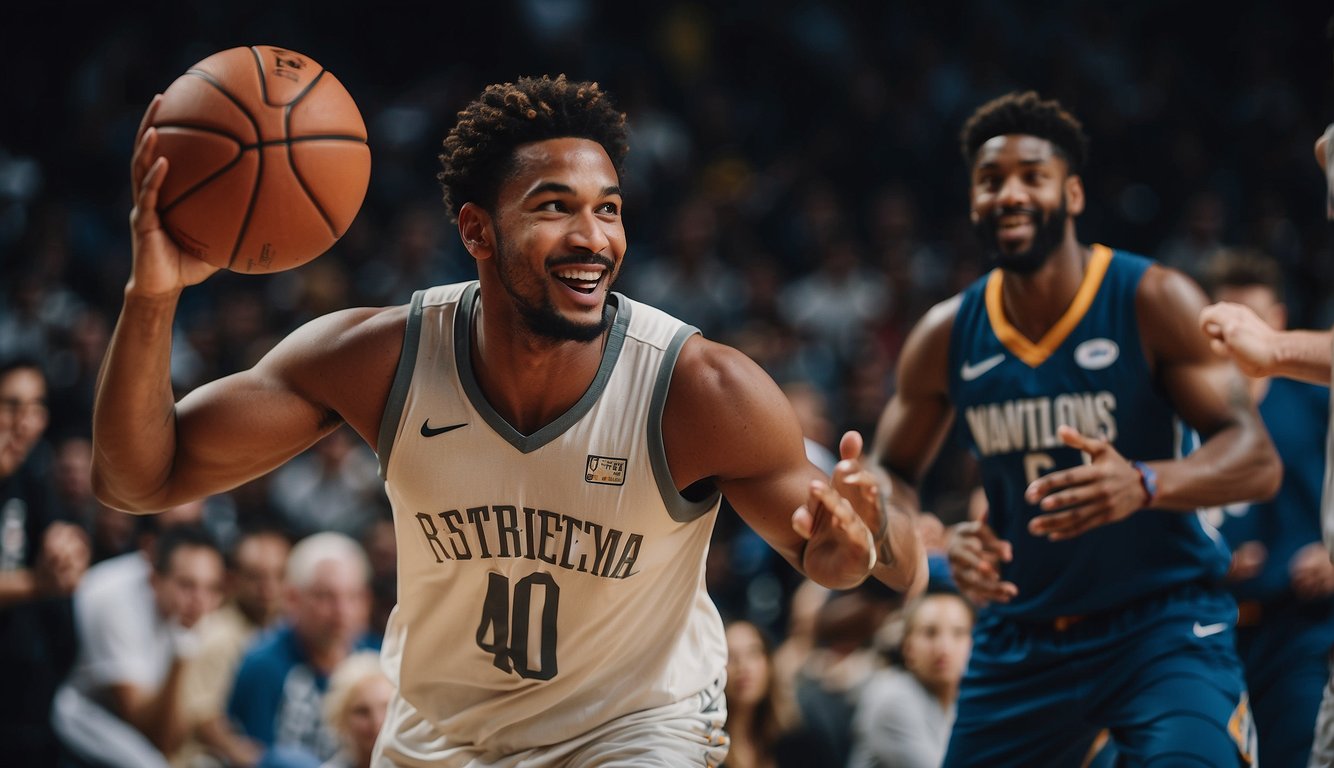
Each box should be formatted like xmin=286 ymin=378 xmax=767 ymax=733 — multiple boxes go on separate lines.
xmin=457 ymin=203 xmax=495 ymax=261
xmin=1064 ymin=174 xmax=1085 ymax=217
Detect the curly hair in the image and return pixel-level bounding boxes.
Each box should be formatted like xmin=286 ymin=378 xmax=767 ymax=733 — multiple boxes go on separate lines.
xmin=960 ymin=91 xmax=1089 ymax=173
xmin=437 ymin=75 xmax=630 ymax=223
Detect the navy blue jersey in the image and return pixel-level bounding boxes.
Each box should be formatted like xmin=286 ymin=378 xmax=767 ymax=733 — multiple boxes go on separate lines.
xmin=948 ymin=245 xmax=1230 ymax=620
xmin=1220 ymin=377 xmax=1330 ymax=602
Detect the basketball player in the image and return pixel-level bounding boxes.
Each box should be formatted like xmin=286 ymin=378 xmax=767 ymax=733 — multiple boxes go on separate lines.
xmin=870 ymin=91 xmax=1281 ymax=766
xmin=92 ymin=75 xmax=924 ymax=767
xmin=1200 ymin=250 xmax=1334 ymax=768
xmin=1200 ymin=123 xmax=1334 ymax=768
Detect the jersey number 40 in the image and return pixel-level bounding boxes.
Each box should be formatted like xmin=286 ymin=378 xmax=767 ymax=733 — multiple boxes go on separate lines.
xmin=476 ymin=572 xmax=560 ymax=680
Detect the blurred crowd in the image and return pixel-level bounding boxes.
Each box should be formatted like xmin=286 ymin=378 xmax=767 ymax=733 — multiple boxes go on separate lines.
xmin=3 ymin=2 xmax=1334 ymax=766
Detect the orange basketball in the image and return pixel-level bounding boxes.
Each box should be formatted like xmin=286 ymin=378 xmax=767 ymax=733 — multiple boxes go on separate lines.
xmin=149 ymin=45 xmax=370 ymax=273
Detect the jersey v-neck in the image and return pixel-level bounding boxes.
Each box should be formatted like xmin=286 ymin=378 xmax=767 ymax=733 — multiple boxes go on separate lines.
xmin=984 ymin=243 xmax=1113 ymax=368
xmin=453 ymin=282 xmax=630 ymax=453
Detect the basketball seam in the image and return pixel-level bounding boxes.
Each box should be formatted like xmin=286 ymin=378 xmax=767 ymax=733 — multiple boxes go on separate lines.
xmin=285 ymin=70 xmax=342 ymax=238
xmin=225 ymin=53 xmax=272 ymax=271
xmin=159 ymin=154 xmax=246 ymax=216
xmin=149 ymin=125 xmax=244 ymax=212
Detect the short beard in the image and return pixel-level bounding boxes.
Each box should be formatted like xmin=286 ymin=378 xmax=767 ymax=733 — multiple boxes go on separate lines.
xmin=494 ymin=234 xmax=612 ymax=343
xmin=975 ymin=199 xmax=1068 ymax=276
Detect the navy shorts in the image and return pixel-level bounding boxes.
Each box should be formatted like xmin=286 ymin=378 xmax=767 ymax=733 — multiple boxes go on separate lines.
xmin=942 ymin=584 xmax=1254 ymax=767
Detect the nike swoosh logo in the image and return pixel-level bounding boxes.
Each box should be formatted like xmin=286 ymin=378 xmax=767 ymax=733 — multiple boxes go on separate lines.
xmin=420 ymin=420 xmax=467 ymax=438
xmin=1192 ymin=621 xmax=1228 ymax=638
xmin=960 ymin=353 xmax=1006 ymax=381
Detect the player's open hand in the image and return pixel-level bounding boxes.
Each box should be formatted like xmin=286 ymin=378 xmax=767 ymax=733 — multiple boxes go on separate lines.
xmin=830 ymin=431 xmax=890 ymax=544
xmin=1026 ymin=425 xmax=1145 ymax=541
xmin=129 ymin=94 xmax=219 ymax=298
xmin=946 ymin=510 xmax=1016 ymax=607
xmin=792 ymin=469 xmax=878 ymax=590
xmin=1198 ymin=301 xmax=1279 ymax=378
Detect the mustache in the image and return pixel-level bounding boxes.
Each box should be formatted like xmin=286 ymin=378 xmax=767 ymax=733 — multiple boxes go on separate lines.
xmin=547 ymin=253 xmax=616 ymax=271
xmin=987 ymin=206 xmax=1042 ymax=223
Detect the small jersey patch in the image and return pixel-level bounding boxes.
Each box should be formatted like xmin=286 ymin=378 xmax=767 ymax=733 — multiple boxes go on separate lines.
xmin=586 ymin=455 xmax=628 ymax=486
xmin=1074 ymin=338 xmax=1119 ymax=370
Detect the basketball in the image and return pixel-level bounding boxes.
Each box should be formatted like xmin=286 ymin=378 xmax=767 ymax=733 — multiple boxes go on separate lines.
xmin=148 ymin=45 xmax=370 ymax=273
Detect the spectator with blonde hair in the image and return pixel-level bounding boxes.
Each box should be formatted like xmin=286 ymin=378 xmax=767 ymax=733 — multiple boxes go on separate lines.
xmin=320 ymin=651 xmax=393 ymax=768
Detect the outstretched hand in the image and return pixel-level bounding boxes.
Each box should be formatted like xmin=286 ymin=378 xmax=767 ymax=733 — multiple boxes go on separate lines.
xmin=128 ymin=94 xmax=219 ymax=298
xmin=791 ymin=431 xmax=881 ymax=589
xmin=1025 ymin=425 xmax=1147 ymax=541
xmin=1198 ymin=301 xmax=1280 ymax=378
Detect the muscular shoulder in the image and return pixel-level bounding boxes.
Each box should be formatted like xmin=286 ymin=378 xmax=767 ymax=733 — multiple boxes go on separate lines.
xmin=897 ymin=294 xmax=962 ymax=394
xmin=261 ymin=304 xmax=409 ymax=438
xmin=1133 ymin=263 xmax=1213 ymax=365
xmin=662 ymin=336 xmax=805 ymax=487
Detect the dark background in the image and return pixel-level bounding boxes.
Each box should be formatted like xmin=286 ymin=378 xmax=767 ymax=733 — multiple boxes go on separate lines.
xmin=2 ymin=0 xmax=1332 ymax=626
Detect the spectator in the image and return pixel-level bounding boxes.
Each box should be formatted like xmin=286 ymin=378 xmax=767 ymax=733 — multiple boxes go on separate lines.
xmin=0 ymin=357 xmax=90 ymax=766
xmin=848 ymin=591 xmax=975 ymax=768
xmin=52 ymin=523 xmax=224 ymax=767
xmin=227 ymin=532 xmax=376 ymax=767
xmin=319 ymin=651 xmax=393 ymax=768
xmin=793 ymin=587 xmax=896 ymax=768
xmin=180 ymin=527 xmax=292 ymax=768
xmin=723 ymin=619 xmax=823 ymax=768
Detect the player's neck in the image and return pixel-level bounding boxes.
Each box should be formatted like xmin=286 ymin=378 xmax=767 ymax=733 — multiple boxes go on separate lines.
xmin=999 ymin=241 xmax=1089 ymax=340
xmin=470 ymin=299 xmax=609 ymax=435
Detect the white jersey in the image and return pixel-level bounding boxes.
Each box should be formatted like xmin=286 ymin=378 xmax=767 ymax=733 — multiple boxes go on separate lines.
xmin=375 ymin=282 xmax=726 ymax=754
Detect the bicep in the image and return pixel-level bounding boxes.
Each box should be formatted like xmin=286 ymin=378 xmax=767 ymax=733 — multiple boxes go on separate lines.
xmin=663 ymin=340 xmax=819 ymax=565
xmin=151 ymin=307 xmax=398 ymax=506
xmin=169 ymin=366 xmax=338 ymax=499
xmin=1142 ymin=268 xmax=1253 ymax=435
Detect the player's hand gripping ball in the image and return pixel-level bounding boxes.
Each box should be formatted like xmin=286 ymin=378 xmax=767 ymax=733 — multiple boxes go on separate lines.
xmin=148 ymin=45 xmax=370 ymax=273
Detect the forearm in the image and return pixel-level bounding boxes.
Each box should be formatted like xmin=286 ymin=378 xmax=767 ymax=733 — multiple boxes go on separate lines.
xmin=1146 ymin=424 xmax=1281 ymax=510
xmin=1268 ymin=329 xmax=1334 ymax=384
xmin=129 ymin=660 xmax=191 ymax=755
xmin=870 ymin=505 xmax=927 ymax=596
xmin=91 ymin=291 xmax=183 ymax=512
xmin=865 ymin=466 xmax=927 ymax=594
xmin=196 ymin=715 xmax=261 ymax=767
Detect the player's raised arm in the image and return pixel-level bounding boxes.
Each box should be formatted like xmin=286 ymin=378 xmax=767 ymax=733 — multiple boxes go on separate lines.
xmin=91 ymin=98 xmax=400 ymax=513
xmin=662 ymin=336 xmax=923 ymax=593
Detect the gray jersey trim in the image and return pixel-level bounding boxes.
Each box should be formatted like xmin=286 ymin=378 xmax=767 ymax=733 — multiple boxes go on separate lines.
xmin=456 ymin=286 xmax=630 ymax=454
xmin=377 ymin=290 xmax=427 ymax=479
xmin=649 ymin=326 xmax=721 ymax=523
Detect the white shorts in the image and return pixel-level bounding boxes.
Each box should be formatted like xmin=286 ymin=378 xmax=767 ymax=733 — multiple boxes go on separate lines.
xmin=1310 ymin=647 xmax=1334 ymax=768
xmin=372 ymin=677 xmax=729 ymax=768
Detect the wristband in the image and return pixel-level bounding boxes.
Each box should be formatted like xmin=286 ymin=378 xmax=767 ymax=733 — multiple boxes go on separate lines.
xmin=1131 ymin=461 xmax=1158 ymax=507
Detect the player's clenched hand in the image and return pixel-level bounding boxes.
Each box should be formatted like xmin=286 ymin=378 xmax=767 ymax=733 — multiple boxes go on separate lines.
xmin=1291 ymin=542 xmax=1334 ymax=600
xmin=1026 ymin=425 xmax=1145 ymax=541
xmin=128 ymin=94 xmax=218 ymax=299
xmin=792 ymin=477 xmax=877 ymax=590
xmin=1198 ymin=302 xmax=1281 ymax=379
xmin=947 ymin=510 xmax=1016 ymax=607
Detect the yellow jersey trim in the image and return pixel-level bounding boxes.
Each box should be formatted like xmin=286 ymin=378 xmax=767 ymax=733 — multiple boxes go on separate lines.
xmin=984 ymin=244 xmax=1114 ymax=367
